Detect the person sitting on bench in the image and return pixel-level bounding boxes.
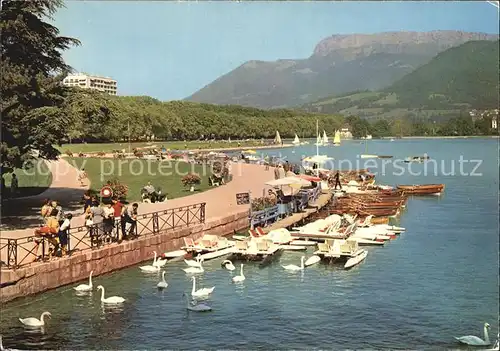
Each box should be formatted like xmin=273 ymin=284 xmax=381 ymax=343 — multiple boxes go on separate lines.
xmin=33 ymin=208 xmax=60 ymax=260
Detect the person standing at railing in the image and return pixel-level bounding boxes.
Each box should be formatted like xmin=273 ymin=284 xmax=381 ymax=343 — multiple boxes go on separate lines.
xmin=112 ymin=197 xmax=124 ymax=241
xmin=120 ymin=202 xmax=139 ymax=241
xmin=102 ymin=202 xmax=115 ymax=242
xmin=89 ymin=200 xmax=104 ymax=246
xmin=57 ymin=213 xmax=72 ymax=256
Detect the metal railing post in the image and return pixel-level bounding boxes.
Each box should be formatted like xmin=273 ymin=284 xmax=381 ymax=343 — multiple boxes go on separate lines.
xmin=7 ymin=239 xmax=17 ymax=268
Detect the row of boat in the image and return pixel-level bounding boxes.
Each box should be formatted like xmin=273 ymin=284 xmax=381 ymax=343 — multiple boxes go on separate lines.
xmin=161 ymin=181 xmax=444 ymax=271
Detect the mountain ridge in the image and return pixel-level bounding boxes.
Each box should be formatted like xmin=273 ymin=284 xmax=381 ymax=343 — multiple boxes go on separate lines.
xmin=186 ymin=30 xmax=498 ymax=109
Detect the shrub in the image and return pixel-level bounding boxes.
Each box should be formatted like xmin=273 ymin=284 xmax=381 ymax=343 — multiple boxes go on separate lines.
xmin=65 ymin=150 xmax=73 ymax=157
xmin=103 ymin=178 xmax=129 ymax=200
xmin=181 ymin=173 xmax=201 ymax=187
xmin=97 ymin=151 xmax=105 ymax=157
xmin=78 ymin=153 xmax=85 ymax=157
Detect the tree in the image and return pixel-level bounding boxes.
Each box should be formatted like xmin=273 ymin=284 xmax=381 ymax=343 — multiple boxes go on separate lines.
xmin=0 ymin=0 xmax=80 ymax=171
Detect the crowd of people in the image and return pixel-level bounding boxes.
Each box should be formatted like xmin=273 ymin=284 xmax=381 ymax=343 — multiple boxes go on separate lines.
xmin=32 ymin=194 xmax=140 ymax=261
xmin=83 ymin=192 xmax=139 ymax=245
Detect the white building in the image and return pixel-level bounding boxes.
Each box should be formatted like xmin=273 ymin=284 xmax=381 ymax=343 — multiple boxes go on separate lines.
xmin=63 ymin=73 xmax=117 ymax=95
xmin=492 ymin=116 xmax=498 ymax=129
xmin=340 ymin=127 xmax=353 ymax=139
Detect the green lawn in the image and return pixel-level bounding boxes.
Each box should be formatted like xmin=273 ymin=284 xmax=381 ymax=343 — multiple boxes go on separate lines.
xmin=69 ymin=157 xmax=216 ymax=201
xmin=59 ymin=140 xmax=266 ymax=154
xmin=3 ymin=160 xmax=52 ymax=197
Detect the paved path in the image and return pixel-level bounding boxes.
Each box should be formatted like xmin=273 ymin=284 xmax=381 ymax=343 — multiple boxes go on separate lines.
xmin=0 ymin=159 xmax=89 ymax=230
xmin=1 ymin=161 xmax=273 ymax=238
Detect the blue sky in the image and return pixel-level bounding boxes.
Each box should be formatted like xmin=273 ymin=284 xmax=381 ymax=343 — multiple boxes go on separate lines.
xmin=55 ymin=1 xmax=499 ymax=101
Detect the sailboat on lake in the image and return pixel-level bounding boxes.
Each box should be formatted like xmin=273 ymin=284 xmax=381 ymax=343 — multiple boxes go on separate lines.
xmin=333 ymin=130 xmax=341 ymax=146
xmin=322 ymin=131 xmax=329 ymax=145
xmin=274 ymin=131 xmax=282 ymax=145
xmin=292 ymin=134 xmax=300 ymax=146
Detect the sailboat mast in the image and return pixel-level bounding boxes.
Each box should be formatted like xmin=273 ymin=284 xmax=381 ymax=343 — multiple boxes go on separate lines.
xmin=316 ymin=120 xmax=319 ymax=157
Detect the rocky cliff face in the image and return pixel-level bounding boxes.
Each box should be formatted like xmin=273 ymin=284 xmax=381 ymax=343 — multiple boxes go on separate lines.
xmin=312 ymin=31 xmax=497 ymax=56
xmin=186 ymin=31 xmax=499 ymax=109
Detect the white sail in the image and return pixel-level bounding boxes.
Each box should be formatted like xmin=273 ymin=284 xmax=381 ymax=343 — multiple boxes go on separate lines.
xmin=315 ymin=134 xmax=323 ymax=146
xmin=333 ymin=130 xmax=341 ymax=145
xmin=322 ymin=130 xmax=329 ymax=144
xmin=293 ymin=134 xmax=300 ymax=145
xmin=274 ymin=131 xmax=282 ymax=144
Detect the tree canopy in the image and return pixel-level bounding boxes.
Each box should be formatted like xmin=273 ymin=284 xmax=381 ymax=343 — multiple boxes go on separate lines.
xmin=0 ymin=0 xmax=80 ymax=171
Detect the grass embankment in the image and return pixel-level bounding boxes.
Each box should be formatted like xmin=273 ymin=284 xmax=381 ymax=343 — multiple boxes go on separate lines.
xmin=3 ymin=160 xmax=52 ymax=197
xmin=59 ymin=140 xmax=268 ymax=154
xmin=69 ymin=158 xmax=215 ymax=201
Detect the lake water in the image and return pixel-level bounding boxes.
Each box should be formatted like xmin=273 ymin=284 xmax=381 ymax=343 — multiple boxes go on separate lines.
xmin=1 ymin=138 xmax=498 ymax=349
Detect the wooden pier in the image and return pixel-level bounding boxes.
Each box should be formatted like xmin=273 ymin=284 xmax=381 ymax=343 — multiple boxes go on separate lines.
xmin=261 ymin=191 xmax=333 ymax=234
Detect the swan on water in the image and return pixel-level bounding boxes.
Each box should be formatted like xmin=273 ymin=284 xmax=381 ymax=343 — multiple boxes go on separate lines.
xmin=455 ymin=322 xmax=491 ymax=346
xmin=232 ymin=264 xmax=245 ymax=282
xmin=73 ymin=270 xmax=93 ymax=292
xmin=183 ymin=260 xmax=204 ymax=274
xmin=282 ymin=256 xmax=305 ymax=271
xmin=153 ymin=255 xmax=167 ymax=268
xmin=182 ymin=293 xmax=212 ymax=312
xmin=97 ymin=285 xmax=125 ymax=304
xmin=184 ymin=256 xmax=203 ymax=268
xmin=157 ymin=271 xmax=168 ymax=289
xmin=0 ymin=335 xmax=21 ymax=351
xmin=139 ymin=251 xmax=161 ymax=272
xmin=191 ymin=276 xmax=214 ymax=298
xmin=19 ymin=312 xmax=51 ymax=327
xmin=222 ymin=259 xmax=235 ymax=271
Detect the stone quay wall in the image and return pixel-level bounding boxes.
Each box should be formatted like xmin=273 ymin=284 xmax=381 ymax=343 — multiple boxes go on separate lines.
xmin=0 ymin=211 xmax=249 ymax=304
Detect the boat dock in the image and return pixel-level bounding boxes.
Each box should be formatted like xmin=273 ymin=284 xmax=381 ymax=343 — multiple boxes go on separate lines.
xmin=261 ymin=191 xmax=333 ymax=234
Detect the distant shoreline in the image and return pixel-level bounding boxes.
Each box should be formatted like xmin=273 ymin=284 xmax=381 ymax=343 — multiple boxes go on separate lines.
xmin=387 ymin=136 xmax=499 ymax=139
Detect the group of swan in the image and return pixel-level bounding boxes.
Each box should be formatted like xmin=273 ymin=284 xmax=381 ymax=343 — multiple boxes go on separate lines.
xmin=73 ymin=270 xmax=125 ymax=304
xmin=139 ymin=251 xmax=167 ymax=272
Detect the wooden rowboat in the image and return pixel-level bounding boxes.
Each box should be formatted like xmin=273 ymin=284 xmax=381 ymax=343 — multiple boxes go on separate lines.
xmin=397 ymin=184 xmax=445 ymax=195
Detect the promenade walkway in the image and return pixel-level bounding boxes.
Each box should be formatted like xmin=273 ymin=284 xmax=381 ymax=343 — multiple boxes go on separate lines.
xmin=1 ymin=159 xmax=89 ymax=230
xmin=0 ymin=160 xmax=274 ymax=266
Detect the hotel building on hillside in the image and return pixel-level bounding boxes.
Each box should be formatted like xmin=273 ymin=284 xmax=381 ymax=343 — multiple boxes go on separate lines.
xmin=63 ymin=73 xmax=117 ymax=95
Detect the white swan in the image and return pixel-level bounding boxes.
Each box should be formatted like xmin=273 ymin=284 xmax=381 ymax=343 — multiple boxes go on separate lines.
xmin=232 ymin=264 xmax=245 ymax=282
xmin=97 ymin=285 xmax=125 ymax=304
xmin=157 ymin=271 xmax=168 ymax=289
xmin=184 ymin=256 xmax=203 ymax=268
xmin=191 ymin=276 xmax=214 ymax=298
xmin=153 ymin=253 xmax=167 ymax=267
xmin=74 ymin=270 xmax=93 ymax=291
xmin=183 ymin=260 xmax=204 ymax=274
xmin=19 ymin=311 xmax=51 ymax=327
xmin=455 ymin=322 xmax=491 ymax=346
xmin=139 ymin=252 xmax=161 ymax=272
xmin=222 ymin=259 xmax=235 ymax=271
xmin=282 ymin=256 xmax=305 ymax=271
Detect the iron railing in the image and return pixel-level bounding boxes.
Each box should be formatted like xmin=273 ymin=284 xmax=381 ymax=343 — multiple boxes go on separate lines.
xmin=0 ymin=202 xmax=206 ymax=269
